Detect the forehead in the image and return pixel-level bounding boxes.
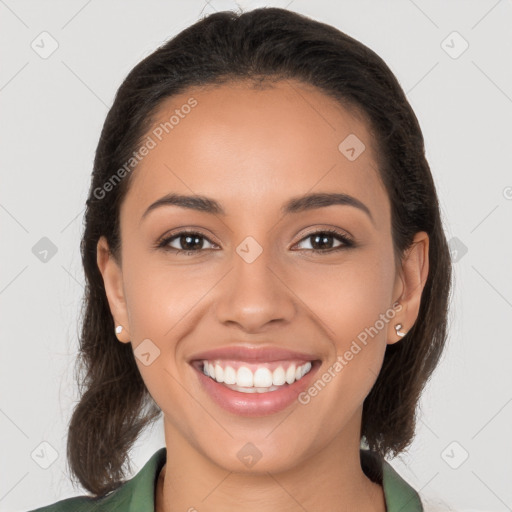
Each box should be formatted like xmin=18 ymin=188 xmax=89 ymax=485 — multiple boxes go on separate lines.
xmin=121 ymin=79 xmax=389 ymax=226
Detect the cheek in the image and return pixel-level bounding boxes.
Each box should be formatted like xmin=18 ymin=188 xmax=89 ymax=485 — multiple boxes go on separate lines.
xmin=121 ymin=250 xmax=205 ymax=340
xmin=291 ymin=252 xmax=395 ymax=341
xmin=297 ymin=268 xmax=394 ymax=418
xmin=289 ymin=251 xmax=395 ymax=403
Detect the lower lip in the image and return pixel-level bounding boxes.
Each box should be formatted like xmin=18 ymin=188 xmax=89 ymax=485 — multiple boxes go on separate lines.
xmin=191 ymin=361 xmax=321 ymax=417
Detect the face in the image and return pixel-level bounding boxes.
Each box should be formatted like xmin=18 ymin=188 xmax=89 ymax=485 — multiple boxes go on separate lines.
xmin=98 ymin=79 xmax=428 ymax=474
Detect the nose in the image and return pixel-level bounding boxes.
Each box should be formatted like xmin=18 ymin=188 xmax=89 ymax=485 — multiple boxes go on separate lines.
xmin=213 ymin=242 xmax=297 ymax=333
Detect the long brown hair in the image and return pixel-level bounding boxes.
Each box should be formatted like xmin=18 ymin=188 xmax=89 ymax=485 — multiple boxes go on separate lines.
xmin=67 ymin=7 xmax=453 ymax=497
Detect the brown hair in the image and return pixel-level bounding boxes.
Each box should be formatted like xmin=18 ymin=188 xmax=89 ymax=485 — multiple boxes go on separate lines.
xmin=67 ymin=6 xmax=452 ymax=497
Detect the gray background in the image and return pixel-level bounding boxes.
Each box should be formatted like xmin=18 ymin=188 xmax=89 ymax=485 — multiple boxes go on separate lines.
xmin=1 ymin=0 xmax=511 ymax=511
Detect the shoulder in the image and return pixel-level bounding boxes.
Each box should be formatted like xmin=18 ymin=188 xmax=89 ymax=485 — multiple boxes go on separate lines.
xmin=27 ymin=447 xmax=167 ymax=512
xmin=26 ymin=485 xmax=132 ymax=512
xmin=360 ymin=448 xmax=424 ymax=512
xmin=381 ymin=457 xmax=424 ymax=511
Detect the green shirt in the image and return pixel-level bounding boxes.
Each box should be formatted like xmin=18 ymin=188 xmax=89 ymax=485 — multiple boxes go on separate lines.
xmin=28 ymin=447 xmax=423 ymax=511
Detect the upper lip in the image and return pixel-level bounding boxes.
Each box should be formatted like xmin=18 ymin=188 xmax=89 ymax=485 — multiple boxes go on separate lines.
xmin=188 ymin=345 xmax=319 ymax=363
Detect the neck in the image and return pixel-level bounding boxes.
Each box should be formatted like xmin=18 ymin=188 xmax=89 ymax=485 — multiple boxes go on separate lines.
xmin=155 ymin=413 xmax=386 ymax=512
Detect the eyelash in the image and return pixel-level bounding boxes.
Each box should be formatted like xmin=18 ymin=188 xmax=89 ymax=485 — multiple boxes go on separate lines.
xmin=155 ymin=228 xmax=355 ymax=256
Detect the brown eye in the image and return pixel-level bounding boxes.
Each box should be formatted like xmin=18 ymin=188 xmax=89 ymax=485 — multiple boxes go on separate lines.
xmin=158 ymin=231 xmax=217 ymax=254
xmin=294 ymin=230 xmax=354 ymax=253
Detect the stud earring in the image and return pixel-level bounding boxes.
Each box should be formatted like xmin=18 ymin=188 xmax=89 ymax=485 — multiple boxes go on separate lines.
xmin=394 ymin=323 xmax=406 ymax=337
xmin=115 ymin=325 xmax=123 ymax=334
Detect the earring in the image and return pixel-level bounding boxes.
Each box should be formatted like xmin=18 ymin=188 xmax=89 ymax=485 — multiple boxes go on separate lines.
xmin=115 ymin=325 xmax=123 ymax=334
xmin=394 ymin=323 xmax=406 ymax=337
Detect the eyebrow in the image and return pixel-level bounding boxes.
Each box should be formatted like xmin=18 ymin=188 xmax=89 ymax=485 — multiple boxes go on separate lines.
xmin=140 ymin=192 xmax=374 ymax=225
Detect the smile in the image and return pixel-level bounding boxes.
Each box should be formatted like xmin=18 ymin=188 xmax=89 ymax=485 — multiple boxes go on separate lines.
xmin=190 ymin=358 xmax=321 ymax=416
xmin=200 ymin=359 xmax=313 ymax=393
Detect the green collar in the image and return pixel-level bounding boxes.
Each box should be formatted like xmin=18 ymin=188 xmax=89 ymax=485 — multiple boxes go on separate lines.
xmin=30 ymin=447 xmax=423 ymax=511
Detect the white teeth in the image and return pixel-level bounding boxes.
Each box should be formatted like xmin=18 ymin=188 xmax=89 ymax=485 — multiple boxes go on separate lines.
xmin=302 ymin=361 xmax=312 ymax=376
xmin=214 ymin=363 xmax=224 ymax=383
xmin=236 ymin=367 xmax=253 ymax=387
xmin=253 ymin=367 xmax=273 ymax=387
xmin=201 ymin=360 xmax=313 ymax=390
xmin=285 ymin=365 xmax=296 ymax=384
xmin=272 ymin=366 xmax=286 ymax=386
xmin=223 ymin=383 xmax=282 ymax=393
xmin=223 ymin=365 xmax=237 ymax=385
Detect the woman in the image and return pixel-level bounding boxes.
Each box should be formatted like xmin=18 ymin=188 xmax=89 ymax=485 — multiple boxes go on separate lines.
xmin=30 ymin=6 xmax=451 ymax=512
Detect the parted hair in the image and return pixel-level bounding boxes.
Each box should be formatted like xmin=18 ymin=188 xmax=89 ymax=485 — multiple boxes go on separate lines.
xmin=68 ymin=6 xmax=452 ymax=497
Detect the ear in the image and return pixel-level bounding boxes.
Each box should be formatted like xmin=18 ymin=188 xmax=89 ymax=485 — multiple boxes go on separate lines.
xmin=388 ymin=231 xmax=429 ymax=345
xmin=96 ymin=236 xmax=131 ymax=344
